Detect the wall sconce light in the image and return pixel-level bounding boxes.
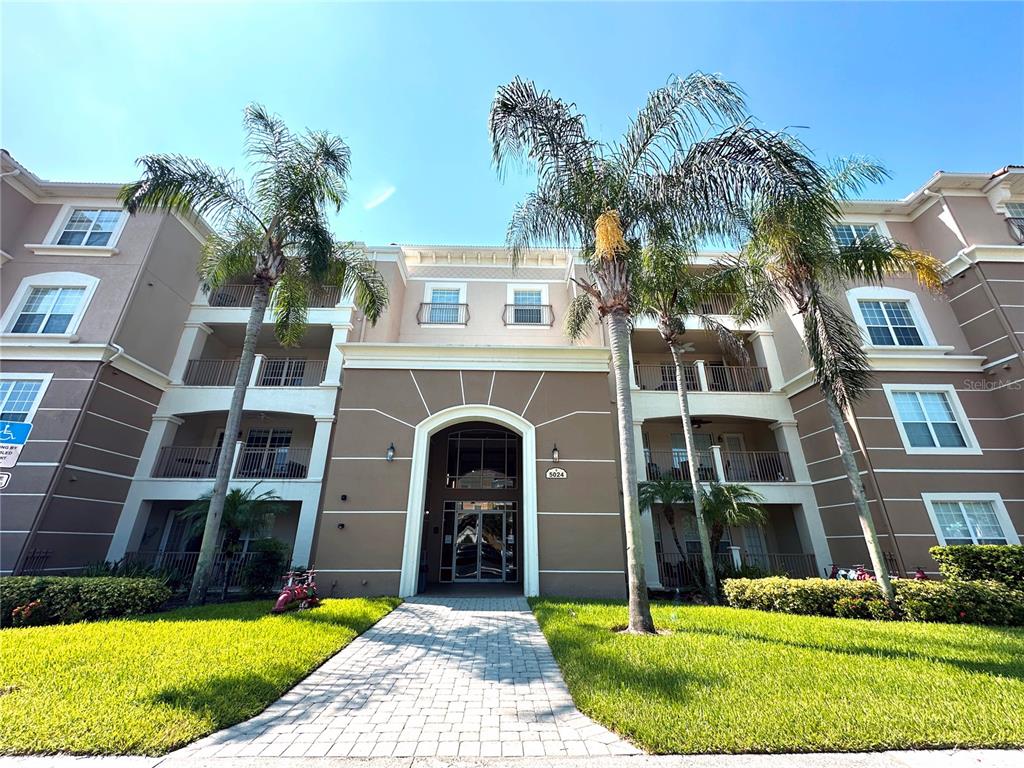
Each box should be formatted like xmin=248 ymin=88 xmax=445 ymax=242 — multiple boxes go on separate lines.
xmin=551 ymin=444 xmax=560 ymax=463
xmin=386 ymin=442 xmax=395 ymax=462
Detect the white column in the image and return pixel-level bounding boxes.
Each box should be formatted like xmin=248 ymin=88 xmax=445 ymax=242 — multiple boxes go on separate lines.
xmin=710 ymin=444 xmax=726 ymax=483
xmin=770 ymin=420 xmax=810 ymax=482
xmin=249 ymin=354 xmax=266 ymax=387
xmin=729 ymin=545 xmax=742 ymax=570
xmin=750 ymin=330 xmax=784 ymax=392
xmin=230 ymin=440 xmax=244 ymax=479
xmin=291 ymin=485 xmax=323 ymax=569
xmin=693 ymin=359 xmax=708 ymax=392
xmin=633 ymin=420 xmax=662 ymax=588
xmin=106 ymin=415 xmax=183 ymax=560
xmin=168 ymin=322 xmax=212 ymax=384
xmin=308 ymin=417 xmax=335 ymax=481
xmin=791 ymin=486 xmax=831 ymax=579
xmin=322 ymin=321 xmax=352 ymax=388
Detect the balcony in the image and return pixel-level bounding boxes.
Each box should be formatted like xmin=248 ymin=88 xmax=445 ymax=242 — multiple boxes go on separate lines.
xmin=123 ymin=549 xmax=292 ymax=591
xmin=502 ymin=303 xmax=555 ymax=327
xmin=207 ymin=284 xmax=342 ymax=308
xmin=643 ymin=448 xmax=794 ymax=483
xmin=153 ymin=444 xmax=311 ymax=479
xmin=182 ymin=358 xmax=327 ymax=388
xmin=417 ymin=302 xmax=470 ymax=325
xmin=634 ymin=362 xmax=770 ymax=392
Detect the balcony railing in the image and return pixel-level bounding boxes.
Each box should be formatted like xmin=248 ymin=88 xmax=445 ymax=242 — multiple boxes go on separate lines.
xmin=417 ymin=302 xmax=470 ymax=325
xmin=183 ymin=359 xmax=241 ymax=386
xmin=256 ymin=358 xmax=327 ymax=387
xmin=154 ymin=446 xmax=222 ymax=478
xmin=634 ymin=362 xmax=769 ymax=392
xmin=696 ymin=293 xmax=739 ymax=315
xmin=722 ymin=450 xmax=793 ymax=483
xmin=154 ymin=445 xmax=311 ymax=479
xmin=502 ymin=304 xmax=554 ymax=326
xmin=634 ymin=363 xmax=699 ymax=392
xmin=742 ymin=552 xmax=819 ymax=577
xmin=208 ymin=284 xmax=256 ymax=307
xmin=706 ymin=365 xmax=770 ymax=392
xmin=207 ymin=284 xmax=342 ymax=308
xmin=20 ymin=549 xmax=52 ymax=575
xmin=658 ymin=550 xmax=819 ymax=589
xmin=644 ymin=449 xmax=716 ymax=483
xmin=234 ymin=446 xmax=311 ymax=479
xmin=123 ymin=549 xmax=291 ymax=591
xmin=1007 ymin=217 xmax=1024 ymax=245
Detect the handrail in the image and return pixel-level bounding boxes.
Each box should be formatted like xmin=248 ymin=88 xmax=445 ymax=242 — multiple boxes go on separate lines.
xmin=256 ymin=358 xmax=327 ymax=387
xmin=234 ymin=446 xmax=312 ymax=479
xmin=182 ymin=359 xmax=241 ymax=386
xmin=721 ymin=450 xmax=793 ymax=483
xmin=154 ymin=446 xmax=222 ymax=478
xmin=634 ymin=363 xmax=698 ymax=392
xmin=706 ymin=365 xmax=770 ymax=392
xmin=417 ymin=302 xmax=470 ymax=325
xmin=643 ymin=449 xmax=715 ymax=483
xmin=502 ymin=304 xmax=554 ymax=326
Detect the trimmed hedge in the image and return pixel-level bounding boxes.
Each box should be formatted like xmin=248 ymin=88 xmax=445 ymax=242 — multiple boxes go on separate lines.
xmin=0 ymin=576 xmax=171 ymax=627
xmin=723 ymin=576 xmax=1024 ymax=625
xmin=930 ymin=544 xmax=1024 ymax=587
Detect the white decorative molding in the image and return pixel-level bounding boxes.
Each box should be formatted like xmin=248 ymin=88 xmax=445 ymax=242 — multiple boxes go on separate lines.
xmin=340 ymin=343 xmax=611 ymax=372
xmin=881 ymin=383 xmax=983 ymax=456
xmin=0 ymin=341 xmax=171 ymax=390
xmin=845 ymin=285 xmax=937 ymax=347
xmin=921 ymin=492 xmax=1019 ymax=546
xmin=23 ymin=244 xmax=118 ymax=258
xmin=0 ymin=271 xmax=100 ymax=337
xmin=399 ymin=403 xmax=539 ymax=597
xmin=781 ymin=352 xmax=986 ymax=398
xmin=946 ymin=244 xmax=1024 ymax=277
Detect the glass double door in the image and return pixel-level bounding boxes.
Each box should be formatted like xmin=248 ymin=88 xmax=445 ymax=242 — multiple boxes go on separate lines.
xmin=450 ymin=501 xmax=516 ymax=582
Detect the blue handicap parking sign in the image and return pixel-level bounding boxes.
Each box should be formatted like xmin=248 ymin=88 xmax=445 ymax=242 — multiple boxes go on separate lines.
xmin=0 ymin=421 xmax=32 ymax=446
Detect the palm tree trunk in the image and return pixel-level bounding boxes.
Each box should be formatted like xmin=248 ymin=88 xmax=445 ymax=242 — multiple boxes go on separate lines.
xmin=187 ymin=282 xmax=271 ymax=605
xmin=822 ymin=393 xmax=894 ymax=602
xmin=606 ymin=310 xmax=655 ymax=633
xmin=669 ymin=342 xmax=718 ymax=602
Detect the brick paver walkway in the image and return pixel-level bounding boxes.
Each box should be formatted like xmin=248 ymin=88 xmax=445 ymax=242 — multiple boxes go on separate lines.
xmin=174 ymin=596 xmax=640 ymax=759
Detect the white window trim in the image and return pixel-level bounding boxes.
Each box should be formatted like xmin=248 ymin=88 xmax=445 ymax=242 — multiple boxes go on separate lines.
xmin=0 ymin=272 xmax=100 ymax=340
xmin=24 ymin=204 xmax=127 ymax=258
xmin=0 ymin=372 xmax=53 ymax=423
xmin=505 ymin=283 xmax=550 ymax=327
xmin=882 ymin=383 xmax=982 ymax=455
xmin=421 ymin=282 xmax=468 ymax=327
xmin=832 ymin=216 xmax=894 ymax=241
xmin=921 ymin=492 xmax=1019 ymax=546
xmin=847 ymin=285 xmax=937 ymax=348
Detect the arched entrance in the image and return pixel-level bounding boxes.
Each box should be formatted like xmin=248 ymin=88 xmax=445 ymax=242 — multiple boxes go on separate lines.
xmin=399 ymin=405 xmax=538 ymax=597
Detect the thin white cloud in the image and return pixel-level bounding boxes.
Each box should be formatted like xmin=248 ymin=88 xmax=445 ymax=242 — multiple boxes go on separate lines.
xmin=364 ymin=186 xmax=396 ymax=210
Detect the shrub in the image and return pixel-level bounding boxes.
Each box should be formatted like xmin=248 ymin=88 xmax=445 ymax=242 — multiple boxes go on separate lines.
xmin=929 ymin=544 xmax=1024 ymax=587
xmin=722 ymin=577 xmax=878 ymax=617
xmin=894 ymin=579 xmax=1024 ymax=625
xmin=723 ymin=576 xmax=1024 ymax=625
xmin=0 ymin=576 xmax=171 ymax=627
xmin=239 ymin=539 xmax=290 ymax=596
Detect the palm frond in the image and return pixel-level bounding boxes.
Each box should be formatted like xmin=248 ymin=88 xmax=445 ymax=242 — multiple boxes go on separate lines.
xmin=828 ymin=237 xmax=947 ymax=293
xmin=272 ymin=261 xmax=309 ymax=347
xmin=637 ymin=477 xmax=693 ymax=510
xmin=198 ymin=218 xmax=263 ymax=290
xmin=118 ymin=154 xmax=262 ymax=228
xmin=803 ymin=289 xmax=872 ymax=408
xmin=330 ymin=246 xmax=390 ymax=324
xmin=564 ymin=292 xmax=595 ymax=341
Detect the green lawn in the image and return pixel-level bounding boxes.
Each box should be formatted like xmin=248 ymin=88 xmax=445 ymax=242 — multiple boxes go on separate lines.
xmin=0 ymin=598 xmax=399 ymax=755
xmin=531 ymin=599 xmax=1024 ymax=754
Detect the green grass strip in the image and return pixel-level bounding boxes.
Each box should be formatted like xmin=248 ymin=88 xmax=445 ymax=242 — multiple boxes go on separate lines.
xmin=0 ymin=597 xmax=399 ymax=755
xmin=531 ymin=599 xmax=1024 ymax=754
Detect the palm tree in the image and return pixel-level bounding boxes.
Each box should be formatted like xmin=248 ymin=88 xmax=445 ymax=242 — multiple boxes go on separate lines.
xmin=691 ymin=481 xmax=766 ymax=558
xmin=729 ymin=157 xmax=945 ymax=601
xmin=120 ymin=105 xmax=389 ymax=605
xmin=633 ymin=241 xmax=751 ymax=600
xmin=490 ymin=73 xmax=825 ymax=633
xmin=637 ymin=475 xmax=693 ymax=564
xmin=182 ymin=483 xmax=288 ymax=599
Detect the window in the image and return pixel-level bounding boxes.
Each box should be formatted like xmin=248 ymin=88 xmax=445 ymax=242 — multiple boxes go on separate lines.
xmin=423 ymin=283 xmax=466 ymax=324
xmin=923 ymin=494 xmax=1019 ymax=546
xmin=446 ymin=427 xmax=518 ymax=489
xmin=883 ymin=384 xmax=980 ymax=454
xmin=1005 ymin=202 xmax=1024 ymax=217
xmin=10 ymin=287 xmax=86 ymax=334
xmin=511 ymin=289 xmax=543 ymax=324
xmin=55 ymin=209 xmax=122 ymax=247
xmin=857 ymin=299 xmax=923 ymax=346
xmin=831 ymin=223 xmax=878 ymax=247
xmin=0 ymin=379 xmax=44 ymax=422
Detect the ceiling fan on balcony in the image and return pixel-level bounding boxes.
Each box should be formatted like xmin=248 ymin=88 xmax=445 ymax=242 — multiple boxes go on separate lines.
xmin=676 ymin=341 xmax=696 ymax=352
xmin=690 ymin=418 xmax=712 ymax=429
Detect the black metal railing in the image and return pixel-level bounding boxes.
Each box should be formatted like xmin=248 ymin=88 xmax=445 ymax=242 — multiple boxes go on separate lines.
xmin=1007 ymin=217 xmax=1024 ymax=245
xmin=234 ymin=446 xmax=311 ymax=479
xmin=417 ymin=303 xmax=470 ymax=325
xmin=20 ymin=549 xmax=52 ymax=575
xmin=502 ymin=304 xmax=554 ymax=326
xmin=644 ymin=449 xmax=716 ymax=483
xmin=742 ymin=551 xmax=819 ymax=577
xmin=154 ymin=446 xmax=222 ymax=478
xmin=183 ymin=359 xmax=240 ymax=386
xmin=256 ymin=358 xmax=327 ymax=387
xmin=634 ymin=363 xmax=699 ymax=392
xmin=706 ymin=365 xmax=770 ymax=392
xmin=721 ymin=450 xmax=793 ymax=483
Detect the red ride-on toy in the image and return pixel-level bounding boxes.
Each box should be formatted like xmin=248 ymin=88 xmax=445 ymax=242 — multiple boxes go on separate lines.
xmin=272 ymin=568 xmax=321 ymax=613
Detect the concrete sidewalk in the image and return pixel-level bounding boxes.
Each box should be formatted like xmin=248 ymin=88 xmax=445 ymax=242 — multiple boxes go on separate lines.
xmin=0 ymin=749 xmax=1021 ymax=768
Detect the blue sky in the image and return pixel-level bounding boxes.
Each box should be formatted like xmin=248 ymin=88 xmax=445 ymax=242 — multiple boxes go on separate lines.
xmin=3 ymin=2 xmax=1021 ymax=245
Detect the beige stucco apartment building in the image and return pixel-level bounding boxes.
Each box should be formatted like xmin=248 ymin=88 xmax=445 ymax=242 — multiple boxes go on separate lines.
xmin=2 ymin=151 xmax=1022 ymax=598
